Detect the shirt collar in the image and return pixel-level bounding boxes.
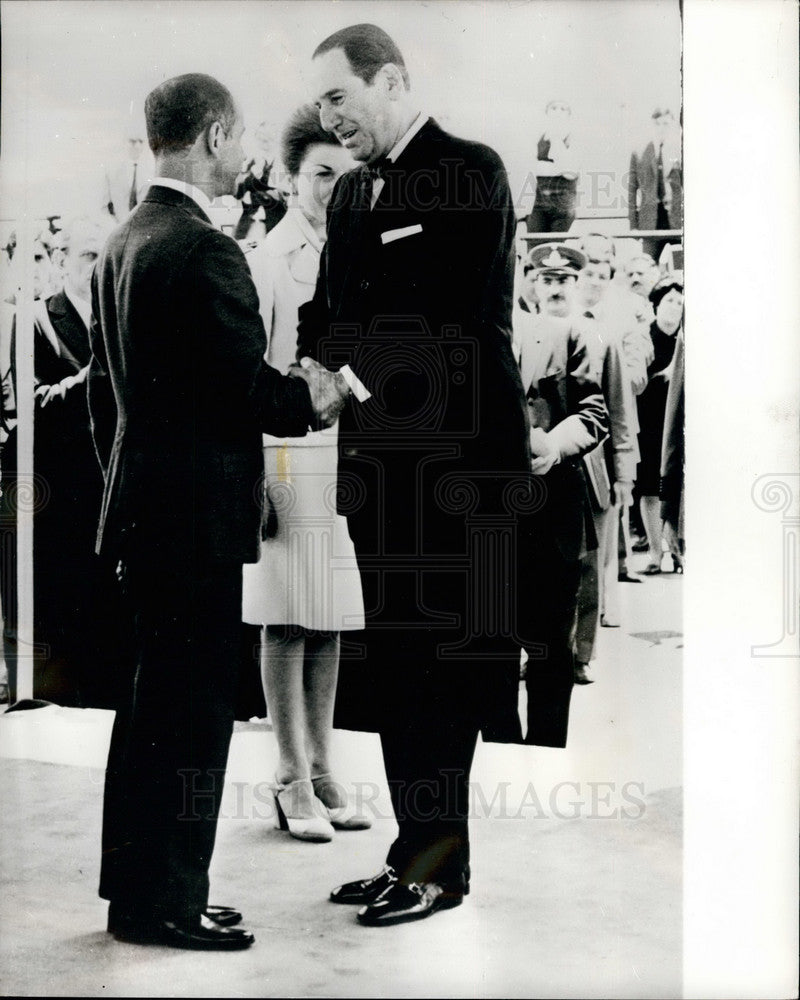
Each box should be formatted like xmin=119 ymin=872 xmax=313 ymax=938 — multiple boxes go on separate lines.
xmin=63 ymin=285 xmax=92 ymax=331
xmin=385 ymin=112 xmax=429 ymax=164
xmin=149 ymin=176 xmax=213 ymax=214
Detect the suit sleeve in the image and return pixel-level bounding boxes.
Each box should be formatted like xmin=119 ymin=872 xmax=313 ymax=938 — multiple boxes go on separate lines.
xmin=621 ymin=316 xmax=651 ymax=396
xmin=628 ymin=152 xmax=639 ymax=229
xmin=545 ymin=326 xmax=608 ymax=460
xmin=87 ymin=269 xmax=117 ymax=476
xmin=602 ymin=334 xmax=636 ymax=484
xmin=189 ymin=230 xmax=314 ymax=437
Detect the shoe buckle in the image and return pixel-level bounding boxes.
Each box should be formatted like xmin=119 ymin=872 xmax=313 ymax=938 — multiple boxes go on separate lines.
xmin=406 ymin=882 xmax=424 ymax=897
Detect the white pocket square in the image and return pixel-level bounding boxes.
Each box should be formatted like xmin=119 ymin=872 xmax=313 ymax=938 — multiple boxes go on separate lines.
xmin=381 ymin=224 xmax=423 ymax=245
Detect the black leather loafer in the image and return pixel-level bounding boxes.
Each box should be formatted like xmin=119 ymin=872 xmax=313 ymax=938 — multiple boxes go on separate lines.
xmin=109 ymin=908 xmax=254 ymax=950
xmin=205 ymin=905 xmax=242 ymax=927
xmin=356 ymin=882 xmax=464 ymax=926
xmin=108 ymin=902 xmax=242 ymax=930
xmin=330 ymin=864 xmax=397 ymax=904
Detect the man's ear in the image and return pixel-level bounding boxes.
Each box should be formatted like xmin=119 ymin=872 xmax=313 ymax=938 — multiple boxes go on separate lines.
xmin=380 ymin=63 xmax=405 ymax=98
xmin=206 ymin=121 xmax=224 ymax=156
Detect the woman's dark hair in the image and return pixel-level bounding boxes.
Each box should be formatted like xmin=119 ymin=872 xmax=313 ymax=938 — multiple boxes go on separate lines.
xmin=281 ymin=104 xmax=342 ymax=178
xmin=649 ymin=275 xmax=684 ymax=310
xmin=145 ymin=73 xmax=236 ymax=155
xmin=313 ymin=23 xmax=409 ymax=89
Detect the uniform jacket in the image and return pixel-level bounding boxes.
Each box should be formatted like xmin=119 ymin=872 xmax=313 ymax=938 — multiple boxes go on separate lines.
xmin=516 ymin=313 xmax=608 ymax=463
xmin=87 ymin=185 xmax=314 ymax=564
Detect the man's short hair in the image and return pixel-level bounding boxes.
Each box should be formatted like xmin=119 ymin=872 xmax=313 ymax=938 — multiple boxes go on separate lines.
xmin=624 ymin=253 xmax=657 ymax=273
xmin=145 ymin=73 xmax=237 ymax=156
xmin=578 ymin=233 xmax=616 ymax=277
xmin=313 ymin=23 xmax=410 ymax=90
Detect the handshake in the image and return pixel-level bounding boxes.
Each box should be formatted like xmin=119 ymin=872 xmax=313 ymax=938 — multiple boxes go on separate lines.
xmin=290 ymin=356 xmax=352 ymax=430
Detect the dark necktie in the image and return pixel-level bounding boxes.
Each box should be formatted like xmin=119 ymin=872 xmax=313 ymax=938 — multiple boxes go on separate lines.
xmin=584 ymin=310 xmax=594 ymax=319
xmin=129 ymin=162 xmax=138 ymax=211
xmin=656 ymin=143 xmax=666 ymax=204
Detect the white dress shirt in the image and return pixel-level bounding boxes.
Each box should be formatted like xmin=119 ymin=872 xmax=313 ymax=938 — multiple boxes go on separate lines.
xmin=148 ymin=176 xmax=213 ymax=215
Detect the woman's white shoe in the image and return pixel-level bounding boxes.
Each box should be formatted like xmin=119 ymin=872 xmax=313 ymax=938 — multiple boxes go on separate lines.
xmin=312 ymin=773 xmax=372 ymax=831
xmin=273 ymin=778 xmax=335 ymax=842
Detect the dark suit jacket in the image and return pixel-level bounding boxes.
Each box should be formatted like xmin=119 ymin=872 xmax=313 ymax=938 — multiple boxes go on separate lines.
xmin=88 ymin=185 xmax=314 ymax=565
xmin=628 ymin=141 xmax=683 ymax=230
xmin=297 ymin=119 xmax=529 ymax=741
xmin=297 ymin=119 xmax=530 ymax=553
xmin=36 ymin=291 xmax=102 ymax=516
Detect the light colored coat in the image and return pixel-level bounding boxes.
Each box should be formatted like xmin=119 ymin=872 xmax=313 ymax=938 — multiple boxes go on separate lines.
xmin=246 ymin=210 xmax=334 ymax=448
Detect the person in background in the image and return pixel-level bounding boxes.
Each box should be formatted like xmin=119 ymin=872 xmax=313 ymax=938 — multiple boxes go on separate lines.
xmin=579 ymin=235 xmax=650 ymax=585
xmin=1 ymin=235 xmax=59 ymax=700
xmin=242 ymin=104 xmax=367 ymax=843
xmin=232 ymin=120 xmax=287 ymax=242
xmin=526 ymin=100 xmax=580 ymax=234
xmin=622 ymin=253 xmax=660 ymax=316
xmin=103 ymin=126 xmax=152 ymax=222
xmin=660 ymin=318 xmax=685 ymax=567
xmin=515 ymin=243 xmax=607 ymax=730
xmin=511 ymin=254 xmax=541 ymax=362
xmin=620 ymin=250 xmax=660 ymax=556
xmin=572 ymin=236 xmax=637 ymax=683
xmin=628 ymin=107 xmax=683 ymax=236
xmin=636 ymin=274 xmax=684 ymax=575
xmin=1 ymin=217 xmax=125 ymax=705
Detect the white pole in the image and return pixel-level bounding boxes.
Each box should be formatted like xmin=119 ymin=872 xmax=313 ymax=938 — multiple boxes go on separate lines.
xmin=14 ymin=10 xmax=35 ymax=702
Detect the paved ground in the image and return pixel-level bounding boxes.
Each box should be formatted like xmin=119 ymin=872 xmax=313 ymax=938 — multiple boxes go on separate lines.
xmin=0 ymin=557 xmax=682 ymax=998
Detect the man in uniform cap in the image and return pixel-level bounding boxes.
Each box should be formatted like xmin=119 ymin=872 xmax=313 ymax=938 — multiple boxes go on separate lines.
xmin=525 ymin=242 xmax=586 ymax=318
xmin=514 ymin=243 xmax=607 ymax=743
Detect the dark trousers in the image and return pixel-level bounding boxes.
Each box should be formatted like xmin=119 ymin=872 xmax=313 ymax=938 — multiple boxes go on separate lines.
xmin=518 ymin=465 xmax=585 ymax=747
xmin=99 ymin=556 xmax=242 ymax=919
xmin=526 ymin=205 xmax=576 ymax=234
xmin=348 ymin=501 xmax=481 ymax=889
xmin=379 ymin=656 xmax=479 ymax=889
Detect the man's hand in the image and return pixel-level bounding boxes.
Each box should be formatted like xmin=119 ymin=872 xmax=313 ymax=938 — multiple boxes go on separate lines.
xmin=529 ymin=427 xmax=560 ymax=476
xmin=291 ymin=356 xmax=350 ymax=429
xmin=35 ymin=366 xmax=89 ymax=408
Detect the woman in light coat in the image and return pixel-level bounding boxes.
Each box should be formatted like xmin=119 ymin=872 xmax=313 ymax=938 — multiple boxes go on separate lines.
xmin=243 ymin=106 xmax=366 ymax=841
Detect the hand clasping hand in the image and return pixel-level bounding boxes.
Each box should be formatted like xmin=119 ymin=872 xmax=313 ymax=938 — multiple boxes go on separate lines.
xmin=292 ymin=356 xmax=350 ymax=429
xmin=529 ymin=427 xmax=560 ymax=476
